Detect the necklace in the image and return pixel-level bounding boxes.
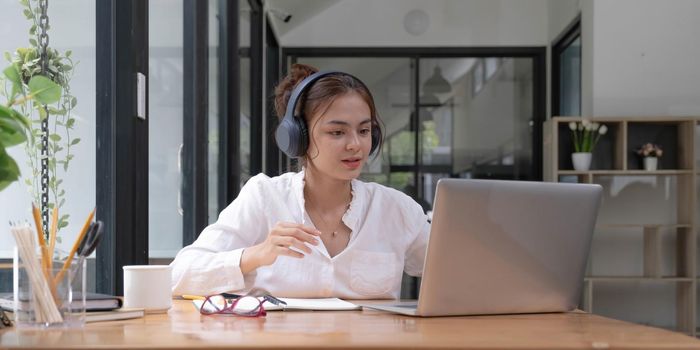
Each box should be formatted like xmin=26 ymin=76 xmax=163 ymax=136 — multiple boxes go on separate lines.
xmin=305 ymin=197 xmax=351 ymax=237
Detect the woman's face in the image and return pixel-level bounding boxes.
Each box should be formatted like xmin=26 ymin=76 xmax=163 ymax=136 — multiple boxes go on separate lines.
xmin=306 ymin=92 xmax=373 ymax=181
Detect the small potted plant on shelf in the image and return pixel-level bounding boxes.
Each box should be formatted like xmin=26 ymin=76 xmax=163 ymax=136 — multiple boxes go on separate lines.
xmin=568 ymin=120 xmax=608 ymax=171
xmin=637 ymin=143 xmax=663 ymax=171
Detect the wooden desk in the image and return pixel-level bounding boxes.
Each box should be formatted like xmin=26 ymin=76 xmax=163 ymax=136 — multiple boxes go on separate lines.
xmin=1 ymin=300 xmax=699 ymax=349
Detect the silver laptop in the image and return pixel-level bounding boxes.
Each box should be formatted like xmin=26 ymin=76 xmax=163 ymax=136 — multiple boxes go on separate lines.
xmin=363 ymin=179 xmax=602 ymax=316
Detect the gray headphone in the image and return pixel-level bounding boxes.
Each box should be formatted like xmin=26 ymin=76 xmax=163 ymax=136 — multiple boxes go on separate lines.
xmin=275 ymin=70 xmax=381 ymax=158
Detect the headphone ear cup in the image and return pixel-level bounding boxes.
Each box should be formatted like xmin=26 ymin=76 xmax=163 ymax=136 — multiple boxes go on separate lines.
xmin=370 ymin=126 xmax=381 ymax=155
xmin=296 ymin=115 xmax=309 ymax=156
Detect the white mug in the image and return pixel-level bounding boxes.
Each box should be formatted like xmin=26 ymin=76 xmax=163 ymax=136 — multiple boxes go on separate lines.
xmin=123 ymin=265 xmax=172 ymax=313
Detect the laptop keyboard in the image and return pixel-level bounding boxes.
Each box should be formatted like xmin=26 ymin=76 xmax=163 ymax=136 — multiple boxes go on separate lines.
xmin=393 ymin=303 xmax=418 ymax=308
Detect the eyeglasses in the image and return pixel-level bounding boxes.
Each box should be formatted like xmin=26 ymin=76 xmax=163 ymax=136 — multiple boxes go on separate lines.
xmin=198 ymin=288 xmax=285 ymax=317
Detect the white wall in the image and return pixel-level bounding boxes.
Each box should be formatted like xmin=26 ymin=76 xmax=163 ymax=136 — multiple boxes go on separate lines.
xmin=576 ymin=0 xmax=700 ymax=329
xmin=548 ymin=0 xmax=580 ymax=41
xmin=589 ymin=0 xmax=700 ymax=116
xmin=272 ymin=0 xmax=549 ymax=47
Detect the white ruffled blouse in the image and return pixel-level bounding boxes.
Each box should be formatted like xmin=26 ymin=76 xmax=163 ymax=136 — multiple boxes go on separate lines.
xmin=170 ymin=171 xmax=430 ymax=299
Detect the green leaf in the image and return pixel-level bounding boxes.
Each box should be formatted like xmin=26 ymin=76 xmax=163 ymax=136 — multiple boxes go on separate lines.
xmin=0 ymin=115 xmax=27 ymax=147
xmin=71 ymin=138 xmax=80 ymax=145
xmin=28 ymin=75 xmax=62 ymax=105
xmin=0 ymin=148 xmax=21 ymax=191
xmin=49 ymin=133 xmax=61 ymax=142
xmin=3 ymin=52 xmax=10 ymax=62
xmin=9 ymin=108 xmax=30 ymax=129
xmin=29 ymin=38 xmax=37 ymax=47
xmin=66 ymin=118 xmax=75 ymax=128
xmin=29 ymin=25 xmax=36 ymax=35
xmin=47 ymin=107 xmax=66 ymax=116
xmin=23 ymin=9 xmax=32 ymax=19
xmin=38 ymin=106 xmax=47 ymax=120
xmin=3 ymin=65 xmax=21 ymax=85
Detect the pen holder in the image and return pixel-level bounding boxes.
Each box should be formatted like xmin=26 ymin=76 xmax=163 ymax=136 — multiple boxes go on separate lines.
xmin=12 ymin=246 xmax=86 ymax=328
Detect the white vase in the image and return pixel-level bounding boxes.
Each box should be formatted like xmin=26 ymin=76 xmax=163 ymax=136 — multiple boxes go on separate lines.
xmin=644 ymin=157 xmax=658 ymax=171
xmin=572 ymin=152 xmax=592 ymax=171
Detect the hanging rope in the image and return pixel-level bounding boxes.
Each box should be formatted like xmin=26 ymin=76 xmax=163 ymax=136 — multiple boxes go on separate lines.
xmin=38 ymin=0 xmax=50 ymax=236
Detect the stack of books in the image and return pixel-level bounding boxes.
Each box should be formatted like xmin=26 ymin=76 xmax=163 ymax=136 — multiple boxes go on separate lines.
xmin=0 ymin=292 xmax=144 ymax=323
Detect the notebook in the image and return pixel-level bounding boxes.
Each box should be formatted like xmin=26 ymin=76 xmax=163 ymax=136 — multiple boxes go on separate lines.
xmin=3 ymin=307 xmax=144 ymax=323
xmin=0 ymin=292 xmax=122 ymax=312
xmin=193 ymin=297 xmax=359 ymax=311
xmin=84 ymin=308 xmax=144 ymax=323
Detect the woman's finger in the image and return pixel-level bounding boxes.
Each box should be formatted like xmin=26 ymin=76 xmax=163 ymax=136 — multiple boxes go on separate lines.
xmin=274 ymin=236 xmax=312 ymax=254
xmin=275 ymin=246 xmax=304 ymax=259
xmin=277 ymin=222 xmax=322 ymax=236
xmin=274 ymin=227 xmax=320 ymax=246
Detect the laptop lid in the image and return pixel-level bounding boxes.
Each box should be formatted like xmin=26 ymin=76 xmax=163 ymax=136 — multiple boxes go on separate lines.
xmin=416 ymin=179 xmax=602 ymax=316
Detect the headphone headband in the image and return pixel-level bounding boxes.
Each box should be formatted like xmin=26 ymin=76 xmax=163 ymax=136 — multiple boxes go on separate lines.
xmin=276 ymin=70 xmax=380 ymax=159
xmin=284 ymin=70 xmax=339 ymax=122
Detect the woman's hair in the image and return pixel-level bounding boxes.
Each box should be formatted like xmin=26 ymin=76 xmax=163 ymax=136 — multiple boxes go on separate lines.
xmin=273 ymin=63 xmax=384 ymax=159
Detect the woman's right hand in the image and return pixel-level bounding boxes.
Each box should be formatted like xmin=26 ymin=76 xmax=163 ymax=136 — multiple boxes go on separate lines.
xmin=240 ymin=222 xmax=321 ymax=274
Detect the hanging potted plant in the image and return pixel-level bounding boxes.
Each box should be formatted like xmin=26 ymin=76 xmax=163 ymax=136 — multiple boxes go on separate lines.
xmin=568 ymin=120 xmax=608 ymax=171
xmin=1 ymin=0 xmax=80 ymax=240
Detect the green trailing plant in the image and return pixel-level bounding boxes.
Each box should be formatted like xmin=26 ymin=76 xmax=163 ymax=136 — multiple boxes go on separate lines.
xmin=1 ymin=0 xmax=78 ymax=237
xmin=0 ymin=68 xmax=61 ymax=190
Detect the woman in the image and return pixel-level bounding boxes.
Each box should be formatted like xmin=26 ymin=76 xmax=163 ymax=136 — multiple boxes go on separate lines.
xmin=170 ymin=64 xmax=430 ymax=299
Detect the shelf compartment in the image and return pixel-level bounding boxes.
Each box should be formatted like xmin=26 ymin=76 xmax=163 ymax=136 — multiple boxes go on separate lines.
xmin=556 ymin=121 xmax=624 ymax=171
xmin=627 ymin=121 xmax=695 ymax=171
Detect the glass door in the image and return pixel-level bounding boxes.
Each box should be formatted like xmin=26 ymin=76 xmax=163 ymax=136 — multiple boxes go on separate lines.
xmin=148 ymin=0 xmax=185 ymax=260
xmin=149 ymin=0 xmax=224 ymax=261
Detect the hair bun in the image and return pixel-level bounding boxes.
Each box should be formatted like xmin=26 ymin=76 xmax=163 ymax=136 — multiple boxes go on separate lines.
xmin=274 ymin=63 xmax=319 ymax=118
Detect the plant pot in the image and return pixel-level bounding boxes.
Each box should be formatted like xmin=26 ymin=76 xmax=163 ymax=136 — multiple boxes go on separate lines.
xmin=644 ymin=157 xmax=658 ymax=171
xmin=572 ymin=152 xmax=592 ymax=171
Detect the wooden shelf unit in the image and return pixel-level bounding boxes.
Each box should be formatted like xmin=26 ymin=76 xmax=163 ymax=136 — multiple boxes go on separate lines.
xmin=544 ymin=116 xmax=698 ymax=336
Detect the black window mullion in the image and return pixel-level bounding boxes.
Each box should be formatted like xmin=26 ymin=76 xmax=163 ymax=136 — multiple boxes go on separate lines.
xmin=265 ymin=19 xmax=280 ymax=176
xmin=412 ymin=57 xmax=421 ymax=199
xmin=249 ymin=0 xmax=263 ymax=176
xmin=182 ymin=0 xmax=209 ymax=245
xmin=96 ymin=0 xmax=149 ymax=295
xmin=218 ymin=0 xmax=241 ymax=208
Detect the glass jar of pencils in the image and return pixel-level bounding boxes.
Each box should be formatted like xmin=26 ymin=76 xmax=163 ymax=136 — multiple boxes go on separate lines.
xmin=12 ymin=241 xmax=86 ymax=328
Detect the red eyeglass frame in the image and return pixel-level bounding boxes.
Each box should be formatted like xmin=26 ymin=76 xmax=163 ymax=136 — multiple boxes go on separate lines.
xmin=199 ymin=294 xmax=267 ymax=317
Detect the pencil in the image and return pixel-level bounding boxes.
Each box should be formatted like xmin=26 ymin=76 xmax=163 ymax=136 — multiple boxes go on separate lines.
xmin=31 ymin=204 xmax=50 ymax=277
xmin=182 ymin=295 xmax=206 ymax=300
xmin=48 ymin=207 xmax=58 ymax=264
xmin=31 ymin=204 xmax=59 ymax=302
xmin=53 ymin=208 xmax=95 ymax=286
